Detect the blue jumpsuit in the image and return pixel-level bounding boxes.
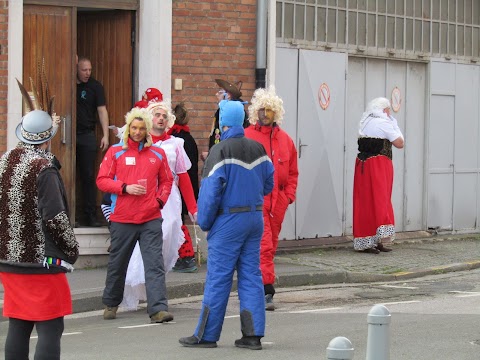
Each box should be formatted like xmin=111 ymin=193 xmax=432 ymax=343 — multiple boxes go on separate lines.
xmin=194 ymin=126 xmax=274 ymax=342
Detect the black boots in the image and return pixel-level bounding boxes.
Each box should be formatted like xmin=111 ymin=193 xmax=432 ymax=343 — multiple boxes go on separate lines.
xmin=376 ymin=243 xmax=392 ymax=252
xmin=179 ymin=335 xmax=217 ymax=348
xmin=234 ymin=336 xmax=262 ymax=350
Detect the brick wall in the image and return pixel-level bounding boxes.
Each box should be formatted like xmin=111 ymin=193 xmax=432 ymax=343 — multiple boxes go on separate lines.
xmin=171 ymin=0 xmax=257 ymax=157
xmin=0 ymin=0 xmax=7 ymax=155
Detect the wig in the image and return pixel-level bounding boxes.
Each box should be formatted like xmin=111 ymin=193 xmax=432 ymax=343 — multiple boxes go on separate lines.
xmin=358 ymin=97 xmax=392 ymax=137
xmin=248 ymin=86 xmax=285 ymax=125
xmin=174 ymin=102 xmax=189 ymax=125
xmin=147 ymin=99 xmax=176 ymax=129
xmin=122 ymin=107 xmax=153 ymax=149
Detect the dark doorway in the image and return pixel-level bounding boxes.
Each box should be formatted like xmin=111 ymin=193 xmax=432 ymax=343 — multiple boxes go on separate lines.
xmin=76 ymin=9 xmax=135 ymax=226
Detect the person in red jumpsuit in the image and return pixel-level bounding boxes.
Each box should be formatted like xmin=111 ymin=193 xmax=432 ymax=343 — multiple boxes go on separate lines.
xmin=245 ymin=86 xmax=298 ymax=311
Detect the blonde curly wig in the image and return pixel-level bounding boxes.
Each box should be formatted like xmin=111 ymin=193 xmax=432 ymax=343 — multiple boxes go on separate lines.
xmin=248 ymin=86 xmax=285 ymax=125
xmin=122 ymin=107 xmax=153 ymax=149
xmin=147 ymin=99 xmax=176 ymax=129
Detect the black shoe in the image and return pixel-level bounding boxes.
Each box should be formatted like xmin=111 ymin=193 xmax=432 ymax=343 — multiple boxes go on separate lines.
xmin=234 ymin=336 xmax=262 ymax=350
xmin=362 ymin=247 xmax=380 ymax=254
xmin=376 ymin=243 xmax=392 ymax=252
xmin=173 ymin=257 xmax=198 ymax=273
xmin=179 ymin=335 xmax=217 ymax=348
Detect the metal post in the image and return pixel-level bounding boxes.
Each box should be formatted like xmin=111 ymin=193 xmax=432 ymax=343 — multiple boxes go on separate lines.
xmin=326 ymin=336 xmax=354 ymax=360
xmin=255 ymin=0 xmax=267 ymax=89
xmin=366 ymin=304 xmax=391 ymax=360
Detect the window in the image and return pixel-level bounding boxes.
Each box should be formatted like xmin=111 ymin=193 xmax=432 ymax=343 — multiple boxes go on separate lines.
xmin=276 ymin=0 xmax=480 ymax=60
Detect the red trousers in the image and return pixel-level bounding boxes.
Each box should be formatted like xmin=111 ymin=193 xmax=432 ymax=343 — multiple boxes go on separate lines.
xmin=260 ymin=191 xmax=290 ymax=286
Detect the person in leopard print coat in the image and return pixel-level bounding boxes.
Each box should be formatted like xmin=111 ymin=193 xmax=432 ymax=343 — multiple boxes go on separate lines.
xmin=0 ymin=110 xmax=79 ymax=360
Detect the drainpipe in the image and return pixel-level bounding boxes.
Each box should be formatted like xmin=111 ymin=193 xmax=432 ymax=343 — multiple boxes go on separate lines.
xmin=256 ymin=0 xmax=267 ymax=89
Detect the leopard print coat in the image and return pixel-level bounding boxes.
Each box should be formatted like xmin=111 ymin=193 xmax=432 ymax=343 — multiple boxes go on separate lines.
xmin=0 ymin=143 xmax=78 ymax=273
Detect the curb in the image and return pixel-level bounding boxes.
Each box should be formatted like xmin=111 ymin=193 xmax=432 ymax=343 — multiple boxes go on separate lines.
xmin=67 ymin=259 xmax=480 ymax=314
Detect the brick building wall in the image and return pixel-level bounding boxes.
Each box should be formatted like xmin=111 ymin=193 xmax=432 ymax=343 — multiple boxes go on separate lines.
xmin=0 ymin=0 xmax=7 ymax=155
xmin=171 ymin=0 xmax=257 ymax=156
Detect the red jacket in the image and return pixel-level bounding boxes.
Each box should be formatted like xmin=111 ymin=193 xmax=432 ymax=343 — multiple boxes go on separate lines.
xmin=96 ymin=138 xmax=173 ymax=224
xmin=245 ymin=123 xmax=298 ymax=213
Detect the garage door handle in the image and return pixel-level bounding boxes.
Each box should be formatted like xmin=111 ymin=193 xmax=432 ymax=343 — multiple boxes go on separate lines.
xmin=299 ymin=138 xmax=308 ymax=158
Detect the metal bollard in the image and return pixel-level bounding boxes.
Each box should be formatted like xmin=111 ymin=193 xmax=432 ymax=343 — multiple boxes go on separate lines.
xmin=326 ymin=336 xmax=354 ymax=360
xmin=366 ymin=304 xmax=391 ymax=360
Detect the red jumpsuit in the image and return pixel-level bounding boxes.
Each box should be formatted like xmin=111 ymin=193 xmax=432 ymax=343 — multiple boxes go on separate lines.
xmin=245 ymin=124 xmax=298 ymax=288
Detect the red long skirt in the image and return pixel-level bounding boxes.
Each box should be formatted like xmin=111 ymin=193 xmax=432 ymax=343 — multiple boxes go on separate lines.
xmin=353 ymin=155 xmax=395 ymax=250
xmin=0 ymin=272 xmax=72 ymax=321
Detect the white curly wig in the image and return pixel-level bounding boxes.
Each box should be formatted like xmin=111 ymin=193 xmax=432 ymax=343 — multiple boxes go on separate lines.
xmin=147 ymin=99 xmax=176 ymax=129
xmin=122 ymin=107 xmax=153 ymax=149
xmin=248 ymin=86 xmax=285 ymax=125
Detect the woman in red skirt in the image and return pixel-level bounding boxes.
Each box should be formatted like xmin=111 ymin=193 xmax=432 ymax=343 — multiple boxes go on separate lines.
xmin=353 ymin=97 xmax=404 ymax=254
xmin=0 ymin=109 xmax=79 ymax=360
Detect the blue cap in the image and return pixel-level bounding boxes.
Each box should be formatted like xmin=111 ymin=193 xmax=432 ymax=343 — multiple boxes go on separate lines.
xmin=219 ymin=100 xmax=245 ymax=132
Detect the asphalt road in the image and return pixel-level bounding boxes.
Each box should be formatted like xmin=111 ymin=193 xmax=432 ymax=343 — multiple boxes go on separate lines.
xmin=2 ymin=269 xmax=479 ymax=359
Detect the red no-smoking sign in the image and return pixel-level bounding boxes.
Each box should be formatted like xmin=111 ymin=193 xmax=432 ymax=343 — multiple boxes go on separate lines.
xmin=391 ymin=86 xmax=402 ymax=112
xmin=318 ymin=83 xmax=330 ymax=110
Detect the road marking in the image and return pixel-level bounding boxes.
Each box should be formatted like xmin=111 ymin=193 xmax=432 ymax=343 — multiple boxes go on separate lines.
xmin=119 ymin=323 xmax=163 ymax=329
xmin=31 ymin=332 xmax=82 ymax=339
xmin=289 ymin=308 xmax=342 ymax=314
xmin=225 ymin=315 xmax=240 ymax=319
xmin=380 ymin=284 xmax=418 ymax=289
xmin=379 ymin=300 xmax=421 ymax=306
xmin=449 ymin=291 xmax=480 ymax=298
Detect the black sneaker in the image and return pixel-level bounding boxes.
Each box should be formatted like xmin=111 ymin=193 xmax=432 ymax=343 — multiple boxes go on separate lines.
xmin=234 ymin=336 xmax=262 ymax=350
xmin=173 ymin=257 xmax=198 ymax=273
xmin=179 ymin=335 xmax=217 ymax=348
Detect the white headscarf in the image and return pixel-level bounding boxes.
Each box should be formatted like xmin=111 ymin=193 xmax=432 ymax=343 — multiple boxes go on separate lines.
xmin=358 ymin=97 xmax=391 ymax=137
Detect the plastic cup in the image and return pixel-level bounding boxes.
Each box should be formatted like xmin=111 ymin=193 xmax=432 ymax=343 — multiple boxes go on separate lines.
xmin=138 ymin=179 xmax=147 ymax=189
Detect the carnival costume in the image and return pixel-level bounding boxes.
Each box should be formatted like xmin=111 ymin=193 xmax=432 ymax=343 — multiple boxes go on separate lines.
xmin=188 ymin=100 xmax=274 ymax=344
xmin=353 ymin=97 xmax=404 ymax=251
xmin=245 ymin=86 xmax=298 ymax=306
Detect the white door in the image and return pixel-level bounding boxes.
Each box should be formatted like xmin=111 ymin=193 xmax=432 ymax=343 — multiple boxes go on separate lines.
xmin=428 ymin=61 xmax=456 ymax=231
xmin=296 ymin=50 xmax=346 ymax=238
xmin=276 ymin=47 xmax=298 ymax=240
xmin=276 ymin=48 xmax=346 ymax=240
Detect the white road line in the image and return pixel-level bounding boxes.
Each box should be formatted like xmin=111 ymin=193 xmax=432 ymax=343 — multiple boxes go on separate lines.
xmin=31 ymin=332 xmax=82 ymax=339
xmin=449 ymin=291 xmax=480 ymax=298
xmin=225 ymin=315 xmax=240 ymax=319
xmin=380 ymin=284 xmax=418 ymax=289
xmin=379 ymin=300 xmax=421 ymax=306
xmin=289 ymin=308 xmax=342 ymax=314
xmin=119 ymin=323 xmax=163 ymax=329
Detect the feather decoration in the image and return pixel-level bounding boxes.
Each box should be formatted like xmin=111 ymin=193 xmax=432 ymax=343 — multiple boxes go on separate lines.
xmin=17 ymin=57 xmax=56 ymax=115
xmin=29 ymin=77 xmax=41 ymax=110
xmin=41 ymin=58 xmax=48 ymax=111
xmin=16 ymin=78 xmax=34 ymax=113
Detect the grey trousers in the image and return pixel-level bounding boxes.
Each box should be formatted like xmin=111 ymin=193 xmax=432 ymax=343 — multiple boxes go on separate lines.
xmin=103 ymin=218 xmax=168 ymax=316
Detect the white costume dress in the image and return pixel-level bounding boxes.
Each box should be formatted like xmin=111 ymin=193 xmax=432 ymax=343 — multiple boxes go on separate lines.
xmin=120 ymin=135 xmax=192 ymax=310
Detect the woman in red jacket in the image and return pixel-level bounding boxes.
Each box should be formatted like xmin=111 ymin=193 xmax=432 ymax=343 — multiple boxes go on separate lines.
xmin=245 ymin=86 xmax=299 ymax=311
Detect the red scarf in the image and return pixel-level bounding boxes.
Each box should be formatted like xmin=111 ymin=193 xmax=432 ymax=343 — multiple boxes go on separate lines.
xmin=168 ymin=124 xmax=190 ymax=135
xmin=151 ymin=132 xmax=170 ymax=144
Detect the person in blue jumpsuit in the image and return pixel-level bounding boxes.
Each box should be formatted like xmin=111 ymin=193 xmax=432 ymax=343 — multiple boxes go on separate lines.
xmin=179 ymin=100 xmax=274 ymax=350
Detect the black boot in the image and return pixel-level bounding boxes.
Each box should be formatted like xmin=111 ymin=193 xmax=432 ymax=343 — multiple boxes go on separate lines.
xmin=376 ymin=243 xmax=392 ymax=252
xmin=179 ymin=335 xmax=217 ymax=348
xmin=234 ymin=336 xmax=262 ymax=350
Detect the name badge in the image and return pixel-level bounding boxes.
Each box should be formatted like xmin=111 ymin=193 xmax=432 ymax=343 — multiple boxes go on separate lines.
xmin=125 ymin=157 xmax=136 ymax=165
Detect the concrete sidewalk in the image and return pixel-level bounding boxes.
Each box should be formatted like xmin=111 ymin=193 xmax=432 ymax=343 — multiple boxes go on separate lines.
xmin=2 ymin=233 xmax=480 ymax=314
